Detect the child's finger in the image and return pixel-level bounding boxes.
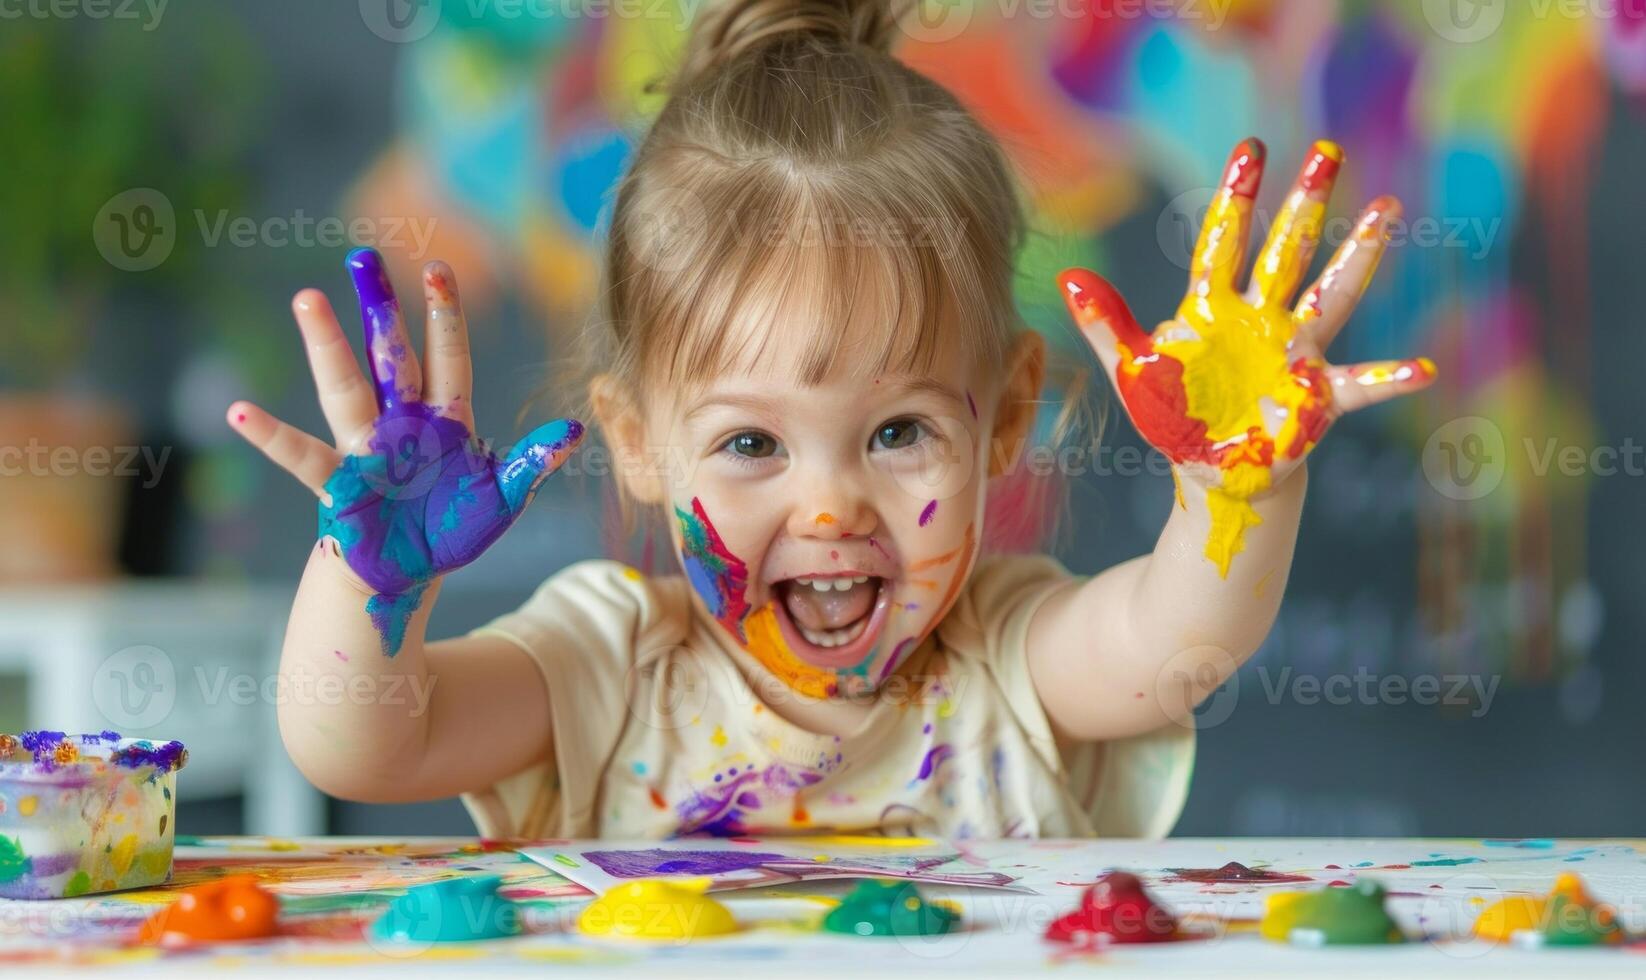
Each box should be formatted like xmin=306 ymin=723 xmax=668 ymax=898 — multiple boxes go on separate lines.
xmin=1057 ymin=267 xmax=1150 ymax=380
xmin=346 ymin=247 xmax=423 ymax=412
xmin=420 ymin=261 xmax=475 ymax=431
xmin=498 ymin=419 xmax=586 ymax=517
xmin=1329 ymin=357 xmax=1438 ymax=413
xmin=1249 ymin=140 xmax=1341 ymax=311
xmin=292 ymin=288 xmax=377 ymax=452
xmin=1183 ymin=138 xmax=1266 ymax=304
xmin=1293 ymin=197 xmax=1402 ymax=352
xmin=227 ymin=400 xmax=341 ymax=495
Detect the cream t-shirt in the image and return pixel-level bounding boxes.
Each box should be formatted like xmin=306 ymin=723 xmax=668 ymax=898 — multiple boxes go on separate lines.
xmin=459 ymin=555 xmax=1195 ymax=840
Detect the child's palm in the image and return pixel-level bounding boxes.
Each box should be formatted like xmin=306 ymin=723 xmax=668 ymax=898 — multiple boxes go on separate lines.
xmin=229 ymin=249 xmax=582 ymax=634
xmin=1059 ymin=139 xmax=1434 ymax=575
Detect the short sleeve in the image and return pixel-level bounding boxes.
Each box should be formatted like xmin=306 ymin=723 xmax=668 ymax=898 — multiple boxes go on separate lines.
xmin=938 ymin=553 xmax=1196 ymax=839
xmin=457 ymin=559 xmax=687 ymax=839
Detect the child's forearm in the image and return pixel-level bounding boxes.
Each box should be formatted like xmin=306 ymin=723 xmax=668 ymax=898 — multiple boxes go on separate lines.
xmin=1026 ymin=465 xmax=1307 ymax=740
xmin=275 ymin=542 xmax=441 ymax=798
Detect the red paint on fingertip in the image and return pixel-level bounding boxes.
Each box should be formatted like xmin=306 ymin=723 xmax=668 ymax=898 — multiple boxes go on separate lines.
xmin=1223 ymin=138 xmax=1268 ymax=200
xmin=1298 ymin=142 xmax=1343 ymax=193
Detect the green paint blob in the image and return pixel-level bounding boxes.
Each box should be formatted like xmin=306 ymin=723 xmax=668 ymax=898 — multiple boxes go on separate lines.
xmin=369 ymin=875 xmax=520 ymax=943
xmin=0 ymin=836 xmax=27 ymax=884
xmin=1540 ymin=894 xmax=1622 ymax=946
xmin=822 ymin=879 xmax=960 ymax=938
xmin=63 ymin=871 xmax=92 ymax=898
xmin=1264 ymin=881 xmax=1402 ymax=945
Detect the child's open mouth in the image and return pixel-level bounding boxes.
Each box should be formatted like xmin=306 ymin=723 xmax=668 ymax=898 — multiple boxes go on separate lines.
xmin=772 ymin=574 xmax=890 ymax=669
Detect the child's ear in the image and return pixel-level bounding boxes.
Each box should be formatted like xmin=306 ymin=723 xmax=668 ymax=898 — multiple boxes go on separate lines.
xmin=987 ymin=332 xmax=1046 ymax=479
xmin=589 ymin=374 xmax=665 ymax=506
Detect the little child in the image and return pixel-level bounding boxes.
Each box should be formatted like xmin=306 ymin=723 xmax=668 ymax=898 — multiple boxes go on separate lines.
xmin=230 ymin=0 xmax=1433 ymax=839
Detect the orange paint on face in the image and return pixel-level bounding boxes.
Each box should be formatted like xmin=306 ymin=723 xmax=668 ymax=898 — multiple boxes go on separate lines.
xmin=648 ymin=787 xmax=667 ymax=810
xmin=745 ymin=605 xmax=839 ymax=699
xmin=138 ymin=875 xmax=279 ymax=944
xmin=813 ymin=513 xmax=836 ymax=525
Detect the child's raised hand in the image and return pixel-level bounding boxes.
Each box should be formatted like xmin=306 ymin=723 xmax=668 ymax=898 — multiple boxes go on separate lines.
xmin=229 ymin=248 xmax=584 ymax=614
xmin=1057 ymin=138 xmax=1435 ymax=576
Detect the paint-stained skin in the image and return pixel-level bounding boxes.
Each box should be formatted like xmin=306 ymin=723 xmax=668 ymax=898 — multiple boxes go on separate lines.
xmin=1058 ymin=138 xmax=1436 ymax=576
xmin=319 ymin=249 xmax=583 ymax=655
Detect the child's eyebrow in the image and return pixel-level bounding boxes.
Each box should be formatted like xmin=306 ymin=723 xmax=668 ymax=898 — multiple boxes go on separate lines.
xmin=880 ymin=377 xmax=967 ymax=407
xmin=684 ymin=392 xmax=780 ymax=424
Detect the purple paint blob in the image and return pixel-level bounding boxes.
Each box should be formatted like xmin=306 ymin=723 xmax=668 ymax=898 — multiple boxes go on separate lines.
xmin=915 ymin=744 xmax=954 ymax=782
xmin=918 ymin=500 xmax=937 ymax=527
xmin=583 ymin=849 xmax=789 ymax=878
xmin=878 ymin=637 xmax=916 ymax=682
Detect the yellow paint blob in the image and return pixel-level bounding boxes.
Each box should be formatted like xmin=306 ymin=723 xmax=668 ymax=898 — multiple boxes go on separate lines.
xmin=18 ymin=795 xmax=37 ymax=817
xmin=710 ymin=726 xmax=727 ymax=748
xmin=577 ymin=879 xmax=738 ymax=941
xmin=1472 ymin=895 xmax=1545 ymax=940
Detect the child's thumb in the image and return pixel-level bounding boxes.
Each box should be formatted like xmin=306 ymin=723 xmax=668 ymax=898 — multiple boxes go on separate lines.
xmin=499 ymin=418 xmax=585 ymax=515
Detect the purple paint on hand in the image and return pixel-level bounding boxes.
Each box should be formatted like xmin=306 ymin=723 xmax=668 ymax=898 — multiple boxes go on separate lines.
xmin=320 ymin=249 xmax=585 ymax=656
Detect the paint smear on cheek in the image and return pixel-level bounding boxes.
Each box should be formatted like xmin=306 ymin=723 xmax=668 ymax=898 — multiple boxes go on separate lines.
xmin=918 ymin=500 xmax=937 ymax=527
xmin=674 ymin=498 xmax=752 ymax=641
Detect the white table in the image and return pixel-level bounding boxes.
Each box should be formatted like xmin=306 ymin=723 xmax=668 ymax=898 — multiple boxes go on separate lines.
xmin=1 ymin=836 xmax=1642 ymax=976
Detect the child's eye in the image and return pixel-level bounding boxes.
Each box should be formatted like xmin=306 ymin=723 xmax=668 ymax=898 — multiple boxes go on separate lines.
xmin=873 ymin=418 xmax=927 ymax=451
xmin=721 ymin=430 xmax=782 ymax=461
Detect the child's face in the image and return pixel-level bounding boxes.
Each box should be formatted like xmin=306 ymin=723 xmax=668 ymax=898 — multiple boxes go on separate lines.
xmin=644 ymin=325 xmax=996 ymax=700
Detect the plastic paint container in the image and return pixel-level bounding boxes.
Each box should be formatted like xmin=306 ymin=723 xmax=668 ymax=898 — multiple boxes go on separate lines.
xmin=0 ymin=731 xmax=187 ymax=899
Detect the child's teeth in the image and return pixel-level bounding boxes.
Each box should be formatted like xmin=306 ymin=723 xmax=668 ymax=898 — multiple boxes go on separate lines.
xmin=799 ymin=618 xmax=869 ymax=649
xmin=832 ymin=579 xmax=852 ymax=591
xmin=852 ymin=576 xmax=867 ymax=584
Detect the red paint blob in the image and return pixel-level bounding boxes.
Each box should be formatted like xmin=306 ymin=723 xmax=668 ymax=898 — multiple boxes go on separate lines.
xmin=1045 ymin=871 xmax=1179 ymax=944
xmin=138 ymin=875 xmax=279 ymax=944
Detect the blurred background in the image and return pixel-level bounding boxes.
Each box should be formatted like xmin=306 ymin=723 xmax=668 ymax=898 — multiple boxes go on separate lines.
xmin=2 ymin=0 xmax=1641 ymax=838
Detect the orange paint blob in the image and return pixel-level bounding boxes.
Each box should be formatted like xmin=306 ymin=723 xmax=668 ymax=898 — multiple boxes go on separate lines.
xmin=138 ymin=875 xmax=279 ymax=944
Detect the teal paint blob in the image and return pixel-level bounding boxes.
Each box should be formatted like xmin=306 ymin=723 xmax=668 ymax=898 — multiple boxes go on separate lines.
xmin=369 ymin=875 xmax=521 ymax=943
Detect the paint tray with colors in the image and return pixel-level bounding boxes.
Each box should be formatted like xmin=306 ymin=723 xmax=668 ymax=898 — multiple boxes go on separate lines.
xmin=0 ymin=731 xmax=187 ymax=899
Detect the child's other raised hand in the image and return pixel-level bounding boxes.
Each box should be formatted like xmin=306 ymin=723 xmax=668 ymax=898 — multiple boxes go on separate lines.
xmin=1057 ymin=138 xmax=1435 ymax=577
xmin=228 ymin=248 xmax=584 ymax=604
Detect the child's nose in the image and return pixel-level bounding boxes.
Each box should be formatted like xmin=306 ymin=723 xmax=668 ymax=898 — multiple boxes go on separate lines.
xmin=788 ymin=493 xmax=877 ymax=541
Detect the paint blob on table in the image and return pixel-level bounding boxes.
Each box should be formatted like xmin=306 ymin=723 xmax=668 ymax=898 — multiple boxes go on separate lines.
xmin=138 ymin=874 xmax=279 ymax=944
xmin=1165 ymin=861 xmax=1311 ymax=884
xmin=1260 ymin=880 xmax=1403 ymax=945
xmin=822 ymin=879 xmax=960 ymax=938
xmin=0 ymin=731 xmax=187 ymax=899
xmin=1473 ymin=872 xmax=1623 ymax=946
xmin=1044 ymin=871 xmax=1180 ymax=944
xmin=371 ymin=874 xmax=521 ymax=943
xmin=577 ymin=879 xmax=737 ymax=941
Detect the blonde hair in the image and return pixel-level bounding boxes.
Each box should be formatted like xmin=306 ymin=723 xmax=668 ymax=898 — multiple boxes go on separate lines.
xmin=566 ymin=0 xmax=1075 ymax=551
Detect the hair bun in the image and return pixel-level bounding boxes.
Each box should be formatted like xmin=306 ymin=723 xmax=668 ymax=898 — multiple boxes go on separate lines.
xmin=674 ymin=0 xmax=907 ymax=90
